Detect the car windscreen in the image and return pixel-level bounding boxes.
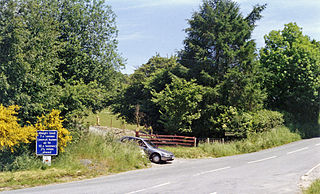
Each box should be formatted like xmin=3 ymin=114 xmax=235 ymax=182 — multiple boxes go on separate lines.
xmin=144 ymin=139 xmax=157 ymax=148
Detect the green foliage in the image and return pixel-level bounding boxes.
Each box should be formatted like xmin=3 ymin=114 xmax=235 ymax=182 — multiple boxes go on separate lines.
xmin=179 ymin=0 xmax=266 ymax=85
xmin=304 ymin=180 xmax=320 ymax=194
xmin=161 ymin=146 xmax=210 ymax=159
xmin=165 ymin=126 xmax=300 ymax=158
xmin=61 ymin=133 xmax=149 ymax=173
xmin=0 ymin=144 xmax=44 ymax=172
xmin=176 ymin=0 xmax=267 ymax=137
xmin=0 ymin=0 xmax=123 ymax=125
xmin=83 ymin=108 xmax=137 ymax=130
xmin=56 ymin=0 xmax=123 ymax=87
xmin=212 ymin=108 xmax=284 ymax=138
xmin=0 ymin=132 xmax=150 ymax=190
xmin=111 ymin=55 xmax=182 ymax=131
xmin=260 ymin=23 xmax=320 ymax=123
xmin=152 ymin=77 xmax=203 ymax=134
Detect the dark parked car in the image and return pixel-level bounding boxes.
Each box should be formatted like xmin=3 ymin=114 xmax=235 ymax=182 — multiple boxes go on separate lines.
xmin=120 ymin=136 xmax=174 ymax=163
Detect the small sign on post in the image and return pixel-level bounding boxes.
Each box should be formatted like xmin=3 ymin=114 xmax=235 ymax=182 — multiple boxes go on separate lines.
xmin=36 ymin=130 xmax=58 ymax=166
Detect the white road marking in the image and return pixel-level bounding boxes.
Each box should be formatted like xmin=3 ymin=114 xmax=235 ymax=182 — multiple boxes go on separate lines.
xmin=193 ymin=166 xmax=231 ymax=176
xmin=126 ymin=188 xmax=147 ymax=194
xmin=315 ymin=143 xmax=320 ymax=146
xmin=306 ymin=162 xmax=320 ymax=176
xmin=150 ymin=182 xmax=171 ymax=189
xmin=287 ymin=147 xmax=309 ymax=155
xmin=210 ymin=192 xmax=217 ymax=194
xmin=126 ymin=182 xmax=171 ymax=194
xmin=247 ymin=156 xmax=277 ymax=164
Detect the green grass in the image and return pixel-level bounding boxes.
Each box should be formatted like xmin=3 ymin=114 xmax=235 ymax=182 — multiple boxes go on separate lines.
xmin=0 ymin=125 xmax=303 ymax=191
xmin=164 ymin=126 xmax=301 ymax=158
xmin=303 ymin=180 xmax=320 ymax=194
xmin=83 ymin=108 xmax=137 ymax=130
xmin=0 ymin=133 xmax=150 ymax=191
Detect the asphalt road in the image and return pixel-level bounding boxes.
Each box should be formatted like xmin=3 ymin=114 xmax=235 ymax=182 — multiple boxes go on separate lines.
xmin=5 ymin=137 xmax=320 ymax=194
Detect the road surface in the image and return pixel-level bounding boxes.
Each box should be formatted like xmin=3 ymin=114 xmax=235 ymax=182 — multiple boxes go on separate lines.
xmin=5 ymin=137 xmax=320 ymax=194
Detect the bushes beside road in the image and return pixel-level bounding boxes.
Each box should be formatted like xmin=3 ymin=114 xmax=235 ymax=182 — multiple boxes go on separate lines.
xmin=164 ymin=126 xmax=301 ymax=158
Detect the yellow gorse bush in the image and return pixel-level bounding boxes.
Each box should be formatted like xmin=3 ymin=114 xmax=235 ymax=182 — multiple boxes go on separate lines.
xmin=0 ymin=105 xmax=36 ymax=151
xmin=34 ymin=109 xmax=72 ymax=152
xmin=0 ymin=105 xmax=72 ymax=152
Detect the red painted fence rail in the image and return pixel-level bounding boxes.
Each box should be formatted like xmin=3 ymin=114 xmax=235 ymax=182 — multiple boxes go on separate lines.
xmin=136 ymin=132 xmax=197 ymax=147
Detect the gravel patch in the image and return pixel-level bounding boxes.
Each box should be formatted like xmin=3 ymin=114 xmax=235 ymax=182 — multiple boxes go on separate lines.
xmin=299 ymin=162 xmax=320 ymax=191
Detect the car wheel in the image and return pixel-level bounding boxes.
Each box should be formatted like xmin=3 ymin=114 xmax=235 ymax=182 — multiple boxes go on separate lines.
xmin=151 ymin=153 xmax=161 ymax=164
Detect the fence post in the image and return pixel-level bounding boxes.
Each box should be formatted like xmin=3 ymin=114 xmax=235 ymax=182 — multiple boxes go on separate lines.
xmin=207 ymin=138 xmax=210 ymax=144
xmin=135 ymin=131 xmax=139 ymax=137
xmin=96 ymin=116 xmax=100 ymax=126
xmin=194 ymin=137 xmax=197 ymax=147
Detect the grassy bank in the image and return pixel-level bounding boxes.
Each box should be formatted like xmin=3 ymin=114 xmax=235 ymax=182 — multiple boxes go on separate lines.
xmin=83 ymin=108 xmax=136 ymax=130
xmin=0 ymin=126 xmax=303 ymax=191
xmin=164 ymin=126 xmax=301 ymax=158
xmin=0 ymin=133 xmax=149 ymax=191
xmin=304 ymin=180 xmax=320 ymax=194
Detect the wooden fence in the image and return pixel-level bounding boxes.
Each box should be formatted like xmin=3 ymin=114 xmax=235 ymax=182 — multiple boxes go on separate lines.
xmin=136 ymin=132 xmax=197 ymax=147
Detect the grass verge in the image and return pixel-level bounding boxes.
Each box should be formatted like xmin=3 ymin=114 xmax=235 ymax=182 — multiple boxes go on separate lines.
xmin=164 ymin=126 xmax=301 ymax=158
xmin=0 ymin=132 xmax=150 ymax=191
xmin=83 ymin=108 xmax=136 ymax=130
xmin=303 ymin=180 xmax=320 ymax=194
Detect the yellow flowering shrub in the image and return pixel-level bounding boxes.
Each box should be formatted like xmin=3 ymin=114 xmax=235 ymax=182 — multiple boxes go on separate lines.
xmin=34 ymin=109 xmax=72 ymax=152
xmin=0 ymin=105 xmax=36 ymax=151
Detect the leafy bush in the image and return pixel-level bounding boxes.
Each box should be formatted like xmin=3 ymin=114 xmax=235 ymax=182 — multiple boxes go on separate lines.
xmin=34 ymin=109 xmax=72 ymax=152
xmin=213 ymin=107 xmax=284 ymax=138
xmin=152 ymin=77 xmax=203 ymax=133
xmin=0 ymin=144 xmax=45 ymax=171
xmin=0 ymin=105 xmax=36 ymax=151
xmin=251 ymin=109 xmax=284 ymax=133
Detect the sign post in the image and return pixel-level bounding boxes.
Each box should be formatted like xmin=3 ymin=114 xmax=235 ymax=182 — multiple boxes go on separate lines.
xmin=36 ymin=130 xmax=58 ymax=166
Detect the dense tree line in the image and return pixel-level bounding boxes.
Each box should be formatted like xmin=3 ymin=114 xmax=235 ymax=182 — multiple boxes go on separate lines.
xmin=0 ymin=0 xmax=123 ymax=125
xmin=112 ymin=0 xmax=320 ymax=138
xmin=0 ymin=0 xmax=318 ymax=138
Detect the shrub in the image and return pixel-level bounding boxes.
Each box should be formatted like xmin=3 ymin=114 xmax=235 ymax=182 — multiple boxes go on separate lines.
xmin=0 ymin=105 xmax=36 ymax=151
xmin=34 ymin=109 xmax=72 ymax=152
xmin=213 ymin=107 xmax=284 ymax=138
xmin=251 ymin=109 xmax=284 ymax=133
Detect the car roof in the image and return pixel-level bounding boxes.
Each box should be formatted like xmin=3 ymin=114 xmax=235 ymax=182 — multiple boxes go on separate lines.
xmin=121 ymin=136 xmax=144 ymax=140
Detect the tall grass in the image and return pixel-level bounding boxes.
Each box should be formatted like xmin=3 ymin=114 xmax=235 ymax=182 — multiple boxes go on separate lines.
xmin=0 ymin=132 xmax=149 ymax=191
xmin=201 ymin=126 xmax=301 ymax=157
xmin=165 ymin=126 xmax=301 ymax=158
xmin=53 ymin=132 xmax=149 ymax=174
xmin=83 ymin=108 xmax=136 ymax=130
xmin=303 ymin=179 xmax=320 ymax=194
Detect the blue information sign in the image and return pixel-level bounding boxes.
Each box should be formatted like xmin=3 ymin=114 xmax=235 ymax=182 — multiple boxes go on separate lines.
xmin=36 ymin=130 xmax=58 ymax=155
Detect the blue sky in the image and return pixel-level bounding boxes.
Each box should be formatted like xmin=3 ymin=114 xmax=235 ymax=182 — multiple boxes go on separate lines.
xmin=108 ymin=0 xmax=320 ymax=74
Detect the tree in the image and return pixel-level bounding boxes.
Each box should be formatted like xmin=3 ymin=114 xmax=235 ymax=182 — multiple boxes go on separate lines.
xmin=0 ymin=0 xmax=61 ymax=122
xmin=56 ymin=0 xmax=123 ymax=88
xmin=260 ymin=23 xmax=320 ymax=123
xmin=111 ymin=55 xmax=183 ymax=131
xmin=0 ymin=0 xmax=123 ymax=124
xmin=177 ymin=0 xmax=266 ymax=137
xmin=152 ymin=77 xmax=203 ymax=134
xmin=179 ymin=0 xmax=266 ymax=87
